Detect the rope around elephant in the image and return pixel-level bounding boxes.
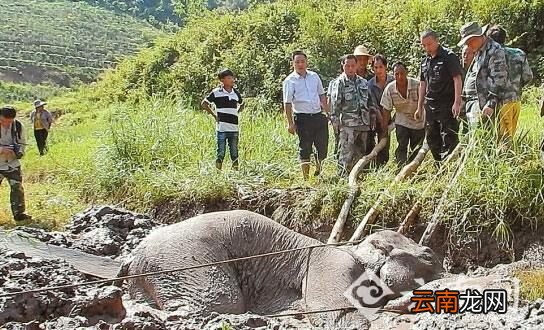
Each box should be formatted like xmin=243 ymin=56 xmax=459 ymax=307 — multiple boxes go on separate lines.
xmin=0 ymin=238 xmax=366 ymax=299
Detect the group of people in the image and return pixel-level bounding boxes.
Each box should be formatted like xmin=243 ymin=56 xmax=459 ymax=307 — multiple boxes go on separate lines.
xmin=201 ymin=21 xmax=542 ymax=180
xmin=280 ymin=21 xmax=537 ymax=179
xmin=0 ymin=99 xmax=53 ymax=221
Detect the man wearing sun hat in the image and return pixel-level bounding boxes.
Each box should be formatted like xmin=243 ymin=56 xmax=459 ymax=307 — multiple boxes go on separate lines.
xmin=353 ymin=45 xmax=374 ymax=81
xmin=458 ymin=21 xmax=509 ymax=127
xmin=30 ymin=99 xmax=54 ymax=156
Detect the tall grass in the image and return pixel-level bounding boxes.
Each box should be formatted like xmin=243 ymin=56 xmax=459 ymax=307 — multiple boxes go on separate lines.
xmin=0 ymin=88 xmax=542 ymax=244
xmin=90 ymin=92 xmax=544 ymax=244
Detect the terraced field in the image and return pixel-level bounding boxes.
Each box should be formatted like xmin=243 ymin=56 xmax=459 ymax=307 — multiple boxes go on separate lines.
xmin=0 ymin=0 xmax=162 ymax=86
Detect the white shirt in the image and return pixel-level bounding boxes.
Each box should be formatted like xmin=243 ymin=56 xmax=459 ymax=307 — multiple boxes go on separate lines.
xmin=282 ymin=70 xmax=325 ymax=114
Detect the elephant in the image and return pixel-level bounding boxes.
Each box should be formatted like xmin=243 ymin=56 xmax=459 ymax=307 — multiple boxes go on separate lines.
xmin=352 ymin=230 xmax=444 ymax=295
xmin=123 ymin=210 xmax=443 ymax=329
xmin=124 ymin=210 xmax=370 ymax=329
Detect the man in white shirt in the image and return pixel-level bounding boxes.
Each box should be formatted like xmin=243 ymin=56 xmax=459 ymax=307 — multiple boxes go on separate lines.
xmin=283 ymin=50 xmax=329 ymax=180
xmin=381 ymin=62 xmax=426 ymax=166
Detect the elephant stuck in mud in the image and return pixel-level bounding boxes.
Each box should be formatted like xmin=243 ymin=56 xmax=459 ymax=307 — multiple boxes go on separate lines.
xmin=123 ymin=210 xmax=443 ymax=329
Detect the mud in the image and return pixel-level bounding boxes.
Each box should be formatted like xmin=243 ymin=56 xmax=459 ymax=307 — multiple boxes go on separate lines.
xmin=10 ymin=206 xmax=160 ymax=261
xmin=1 ymin=205 xmax=544 ymax=329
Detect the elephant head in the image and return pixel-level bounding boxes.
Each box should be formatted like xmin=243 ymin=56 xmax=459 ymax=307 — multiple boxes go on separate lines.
xmin=350 ymin=230 xmax=444 ymax=295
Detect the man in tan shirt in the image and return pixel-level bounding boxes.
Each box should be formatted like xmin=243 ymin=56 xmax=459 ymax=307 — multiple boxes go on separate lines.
xmin=381 ymin=62 xmax=425 ymax=166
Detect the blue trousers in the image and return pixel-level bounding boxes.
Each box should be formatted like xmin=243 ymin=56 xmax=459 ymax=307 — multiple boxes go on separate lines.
xmin=217 ymin=131 xmax=239 ymax=164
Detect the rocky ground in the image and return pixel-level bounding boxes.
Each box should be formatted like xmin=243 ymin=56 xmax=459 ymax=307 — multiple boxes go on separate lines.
xmin=1 ymin=206 xmax=543 ymax=329
xmin=0 ymin=207 xmax=312 ymax=329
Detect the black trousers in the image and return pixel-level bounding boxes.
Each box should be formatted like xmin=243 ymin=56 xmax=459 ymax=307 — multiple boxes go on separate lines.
xmin=366 ymin=130 xmax=390 ymax=166
xmin=395 ymin=125 xmax=426 ymax=166
xmin=425 ymin=109 xmax=459 ymax=162
xmin=294 ymin=113 xmax=329 ymax=162
xmin=34 ymin=129 xmax=48 ymax=155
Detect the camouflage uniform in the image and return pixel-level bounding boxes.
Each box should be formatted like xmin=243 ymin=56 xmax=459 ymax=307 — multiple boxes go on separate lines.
xmin=463 ymin=38 xmax=509 ymax=117
xmin=329 ymin=73 xmax=375 ymax=174
xmin=503 ymin=47 xmax=533 ymax=103
xmin=495 ymin=47 xmax=533 ymax=140
xmin=0 ymin=119 xmax=27 ymax=219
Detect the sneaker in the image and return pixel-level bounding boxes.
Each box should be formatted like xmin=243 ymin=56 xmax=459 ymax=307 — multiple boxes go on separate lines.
xmin=14 ymin=214 xmax=32 ymax=222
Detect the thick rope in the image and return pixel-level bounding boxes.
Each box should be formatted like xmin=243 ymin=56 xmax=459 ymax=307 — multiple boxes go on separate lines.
xmin=0 ymin=239 xmax=364 ymax=298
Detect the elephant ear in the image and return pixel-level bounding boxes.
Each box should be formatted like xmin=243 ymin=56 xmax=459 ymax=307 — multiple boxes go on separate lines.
xmin=352 ymin=240 xmax=388 ymax=275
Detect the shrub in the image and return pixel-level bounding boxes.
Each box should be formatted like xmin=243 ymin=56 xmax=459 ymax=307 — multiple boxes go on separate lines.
xmin=93 ymin=0 xmax=544 ymax=107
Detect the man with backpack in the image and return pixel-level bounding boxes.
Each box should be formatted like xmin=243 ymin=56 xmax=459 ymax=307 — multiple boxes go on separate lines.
xmin=0 ymin=106 xmax=31 ymax=221
xmin=487 ymin=25 xmax=533 ymax=142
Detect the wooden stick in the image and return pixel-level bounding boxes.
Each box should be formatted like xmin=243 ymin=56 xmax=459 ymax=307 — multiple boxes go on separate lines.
xmin=397 ymin=144 xmax=464 ymax=235
xmin=419 ymin=143 xmax=472 ymax=246
xmin=348 ymin=142 xmax=430 ymax=242
xmin=327 ymin=136 xmax=389 ymax=244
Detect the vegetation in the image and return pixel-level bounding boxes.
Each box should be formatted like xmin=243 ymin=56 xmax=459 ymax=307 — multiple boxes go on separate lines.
xmin=0 ymin=81 xmax=69 ymax=104
xmin=517 ymin=269 xmax=544 ymax=301
xmin=78 ymin=0 xmax=273 ymax=27
xmin=0 ymin=0 xmax=542 ymax=273
xmin=78 ymin=0 xmax=181 ymax=26
xmin=2 ymin=87 xmax=541 ymax=244
xmin=94 ymin=0 xmax=544 ymax=107
xmin=0 ymin=0 xmax=161 ymax=86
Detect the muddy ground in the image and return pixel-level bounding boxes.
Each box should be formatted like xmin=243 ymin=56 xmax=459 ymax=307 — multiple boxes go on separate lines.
xmin=1 ymin=206 xmax=543 ymax=329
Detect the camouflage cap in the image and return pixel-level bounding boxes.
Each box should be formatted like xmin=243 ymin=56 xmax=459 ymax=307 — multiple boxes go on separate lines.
xmin=458 ymin=21 xmax=489 ymax=46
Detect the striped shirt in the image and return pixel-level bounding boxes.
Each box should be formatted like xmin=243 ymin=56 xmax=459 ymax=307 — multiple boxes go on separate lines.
xmin=206 ymin=86 xmax=244 ymax=132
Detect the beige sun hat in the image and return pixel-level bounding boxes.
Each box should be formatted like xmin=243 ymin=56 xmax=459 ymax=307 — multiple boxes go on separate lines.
xmin=33 ymin=99 xmax=47 ymax=108
xmin=458 ymin=22 xmax=489 ymax=47
xmin=353 ymin=45 xmax=373 ymax=58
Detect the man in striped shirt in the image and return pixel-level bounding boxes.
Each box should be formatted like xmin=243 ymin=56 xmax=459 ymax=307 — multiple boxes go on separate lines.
xmin=201 ymin=69 xmax=244 ymax=171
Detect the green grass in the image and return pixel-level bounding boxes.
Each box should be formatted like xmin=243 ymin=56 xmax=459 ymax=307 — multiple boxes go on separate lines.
xmin=0 ymin=81 xmax=69 ymax=104
xmin=0 ymin=87 xmax=542 ymax=243
xmin=0 ymin=88 xmax=106 ymax=228
xmin=516 ymin=269 xmax=544 ymax=301
xmin=0 ymin=0 xmax=161 ymax=86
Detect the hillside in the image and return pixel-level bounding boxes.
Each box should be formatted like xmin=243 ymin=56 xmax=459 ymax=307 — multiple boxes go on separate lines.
xmin=95 ymin=0 xmax=544 ymax=107
xmin=0 ymin=0 xmax=162 ymax=86
xmin=78 ymin=0 xmax=273 ymax=26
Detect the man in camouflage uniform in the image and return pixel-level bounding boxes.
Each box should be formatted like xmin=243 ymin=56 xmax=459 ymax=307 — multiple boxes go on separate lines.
xmin=330 ymin=54 xmax=376 ymax=175
xmin=487 ymin=25 xmax=533 ymax=141
xmin=0 ymin=106 xmax=31 ymax=222
xmin=458 ymin=22 xmax=509 ymax=127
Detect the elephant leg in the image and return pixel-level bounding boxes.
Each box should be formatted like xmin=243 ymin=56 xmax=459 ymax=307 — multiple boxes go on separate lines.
xmin=302 ymin=248 xmax=370 ymax=329
xmin=128 ymin=260 xmax=246 ymax=315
